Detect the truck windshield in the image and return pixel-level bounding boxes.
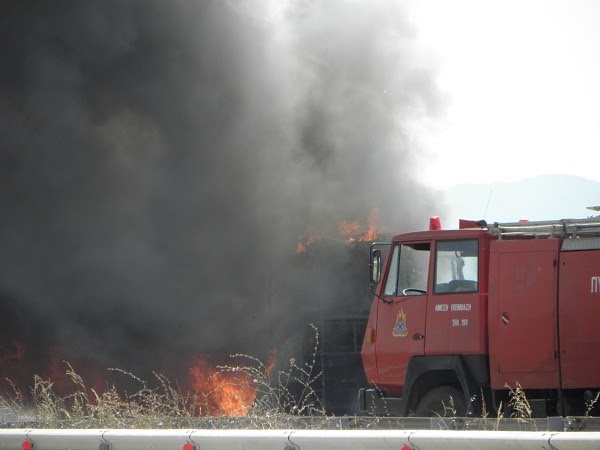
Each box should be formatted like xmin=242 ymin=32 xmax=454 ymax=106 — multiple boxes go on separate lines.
xmin=434 ymin=239 xmax=478 ymax=294
xmin=383 ymin=243 xmax=430 ymax=296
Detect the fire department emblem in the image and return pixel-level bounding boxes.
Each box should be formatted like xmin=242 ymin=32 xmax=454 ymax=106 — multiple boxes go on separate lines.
xmin=393 ymin=308 xmax=408 ymax=337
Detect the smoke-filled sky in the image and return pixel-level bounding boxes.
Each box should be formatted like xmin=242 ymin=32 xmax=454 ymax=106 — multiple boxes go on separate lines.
xmin=0 ymin=0 xmax=442 ymax=377
xmin=405 ymin=0 xmax=600 ymax=188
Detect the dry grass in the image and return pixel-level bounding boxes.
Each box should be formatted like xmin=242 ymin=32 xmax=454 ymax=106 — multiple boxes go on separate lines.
xmin=1 ymin=363 xmax=204 ymax=429
xmin=0 ymin=326 xmax=329 ymax=429
xmin=2 ymin=325 xmax=596 ymax=431
xmin=506 ymin=382 xmax=532 ymax=421
xmin=244 ymin=325 xmax=324 ymax=416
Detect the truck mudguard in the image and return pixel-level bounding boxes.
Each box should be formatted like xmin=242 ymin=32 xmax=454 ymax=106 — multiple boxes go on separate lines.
xmin=400 ymin=354 xmax=488 ymax=416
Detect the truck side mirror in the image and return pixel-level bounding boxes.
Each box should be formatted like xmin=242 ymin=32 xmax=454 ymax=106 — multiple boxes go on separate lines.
xmin=370 ymin=248 xmax=382 ymax=285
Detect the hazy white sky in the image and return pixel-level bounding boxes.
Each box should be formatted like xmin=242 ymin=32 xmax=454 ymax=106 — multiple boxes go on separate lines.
xmin=405 ymin=0 xmax=600 ymax=189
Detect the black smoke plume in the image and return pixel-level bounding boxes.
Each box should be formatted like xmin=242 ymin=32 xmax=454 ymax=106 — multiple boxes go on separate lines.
xmin=0 ymin=0 xmax=440 ymax=387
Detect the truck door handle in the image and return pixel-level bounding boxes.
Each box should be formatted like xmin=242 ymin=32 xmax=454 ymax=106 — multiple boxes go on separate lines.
xmin=412 ymin=333 xmax=425 ymax=340
xmin=501 ymin=313 xmax=510 ymax=325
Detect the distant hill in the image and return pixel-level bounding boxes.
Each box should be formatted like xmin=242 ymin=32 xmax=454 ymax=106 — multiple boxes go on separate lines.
xmin=439 ymin=174 xmax=600 ymax=228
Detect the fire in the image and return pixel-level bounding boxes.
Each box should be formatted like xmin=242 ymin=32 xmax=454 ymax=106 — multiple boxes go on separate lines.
xmin=341 ymin=208 xmax=381 ymax=243
xmin=42 ymin=350 xmax=106 ymax=396
xmin=361 ymin=207 xmax=380 ymax=241
xmin=0 ymin=333 xmax=276 ymax=419
xmin=296 ymin=225 xmax=319 ymax=253
xmin=188 ymin=355 xmax=258 ymax=416
xmin=0 ymin=339 xmax=25 ymax=363
xmin=338 ymin=220 xmax=361 ymax=237
xmin=0 ymin=339 xmax=106 ymax=399
xmin=297 ymin=208 xmax=382 ymax=252
xmin=265 ymin=349 xmax=277 ymax=375
xmin=0 ymin=339 xmax=27 ymax=394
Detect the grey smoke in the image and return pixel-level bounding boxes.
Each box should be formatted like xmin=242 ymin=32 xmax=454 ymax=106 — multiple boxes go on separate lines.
xmin=0 ymin=0 xmax=440 ymax=381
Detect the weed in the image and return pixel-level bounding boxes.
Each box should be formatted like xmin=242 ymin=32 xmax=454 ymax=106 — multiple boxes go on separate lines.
xmin=571 ymin=390 xmax=600 ymax=431
xmin=218 ymin=324 xmax=328 ymax=428
xmin=494 ymin=400 xmax=505 ymax=430
xmin=0 ymin=325 xmax=327 ymax=429
xmin=584 ymin=391 xmax=600 ymax=417
xmin=506 ymin=383 xmax=532 ymax=419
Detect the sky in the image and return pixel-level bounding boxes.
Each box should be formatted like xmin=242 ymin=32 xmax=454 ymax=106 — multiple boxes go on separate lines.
xmin=404 ymin=0 xmax=600 ymax=189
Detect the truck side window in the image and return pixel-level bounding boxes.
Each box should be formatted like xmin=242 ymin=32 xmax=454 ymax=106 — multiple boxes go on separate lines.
xmin=434 ymin=239 xmax=478 ymax=294
xmin=383 ymin=243 xmax=431 ymax=296
xmin=383 ymin=246 xmax=400 ymax=295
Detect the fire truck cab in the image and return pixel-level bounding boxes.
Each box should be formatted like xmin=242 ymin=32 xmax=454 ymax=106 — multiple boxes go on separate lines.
xmin=359 ymin=216 xmax=600 ymax=417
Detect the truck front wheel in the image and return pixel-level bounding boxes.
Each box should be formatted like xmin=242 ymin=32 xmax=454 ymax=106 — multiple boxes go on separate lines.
xmin=415 ymin=386 xmax=467 ymax=417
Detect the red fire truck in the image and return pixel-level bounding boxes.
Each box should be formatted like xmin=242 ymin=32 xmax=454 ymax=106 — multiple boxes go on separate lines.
xmin=359 ymin=216 xmax=600 ymax=417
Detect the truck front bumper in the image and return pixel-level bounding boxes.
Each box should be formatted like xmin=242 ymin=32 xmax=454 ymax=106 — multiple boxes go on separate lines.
xmin=358 ymin=388 xmax=404 ymax=416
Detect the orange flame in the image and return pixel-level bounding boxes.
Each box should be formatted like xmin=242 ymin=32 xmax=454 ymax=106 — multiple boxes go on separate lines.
xmin=361 ymin=208 xmax=380 ymax=241
xmin=338 ymin=220 xmax=361 ymax=237
xmin=189 ymin=356 xmax=257 ymax=416
xmin=297 ymin=209 xmax=381 ymax=251
xmin=339 ymin=208 xmax=381 ymax=242
xmin=296 ymin=225 xmax=319 ymax=253
xmin=265 ymin=349 xmax=277 ymax=375
xmin=43 ymin=350 xmax=106 ymax=396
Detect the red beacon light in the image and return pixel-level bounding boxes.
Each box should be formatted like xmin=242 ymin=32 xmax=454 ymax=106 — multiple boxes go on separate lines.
xmin=429 ymin=216 xmax=442 ymax=231
xmin=182 ymin=443 xmax=196 ymax=450
xmin=21 ymin=442 xmax=33 ymax=450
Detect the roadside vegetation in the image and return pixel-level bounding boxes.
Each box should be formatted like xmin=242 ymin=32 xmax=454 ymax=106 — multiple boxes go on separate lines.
xmin=1 ymin=326 xmax=597 ymax=431
xmin=0 ymin=327 xmax=326 ymax=429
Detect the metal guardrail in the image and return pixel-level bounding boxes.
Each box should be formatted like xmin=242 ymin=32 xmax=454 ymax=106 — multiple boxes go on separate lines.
xmin=4 ymin=415 xmax=597 ymax=431
xmin=1 ymin=428 xmax=600 ymax=450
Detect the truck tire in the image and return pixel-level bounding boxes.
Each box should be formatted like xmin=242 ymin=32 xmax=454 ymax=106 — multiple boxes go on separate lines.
xmin=415 ymin=386 xmax=467 ymax=417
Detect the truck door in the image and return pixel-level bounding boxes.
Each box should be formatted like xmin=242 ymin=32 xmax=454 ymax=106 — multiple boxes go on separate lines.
xmin=559 ymin=241 xmax=600 ymax=388
xmin=426 ymin=239 xmax=485 ymax=355
xmin=375 ymin=242 xmax=430 ymax=392
xmin=488 ymin=239 xmax=560 ymax=389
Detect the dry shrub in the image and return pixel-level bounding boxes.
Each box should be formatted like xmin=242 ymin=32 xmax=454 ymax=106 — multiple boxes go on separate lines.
xmin=1 ymin=363 xmax=202 ymax=428
xmin=0 ymin=326 xmax=327 ymax=429
xmin=506 ymin=382 xmax=532 ymax=420
xmin=217 ymin=324 xmax=328 ymax=428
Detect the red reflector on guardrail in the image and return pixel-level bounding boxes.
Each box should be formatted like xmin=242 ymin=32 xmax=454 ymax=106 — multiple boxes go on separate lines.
xmin=21 ymin=442 xmax=33 ymax=450
xmin=182 ymin=443 xmax=196 ymax=450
